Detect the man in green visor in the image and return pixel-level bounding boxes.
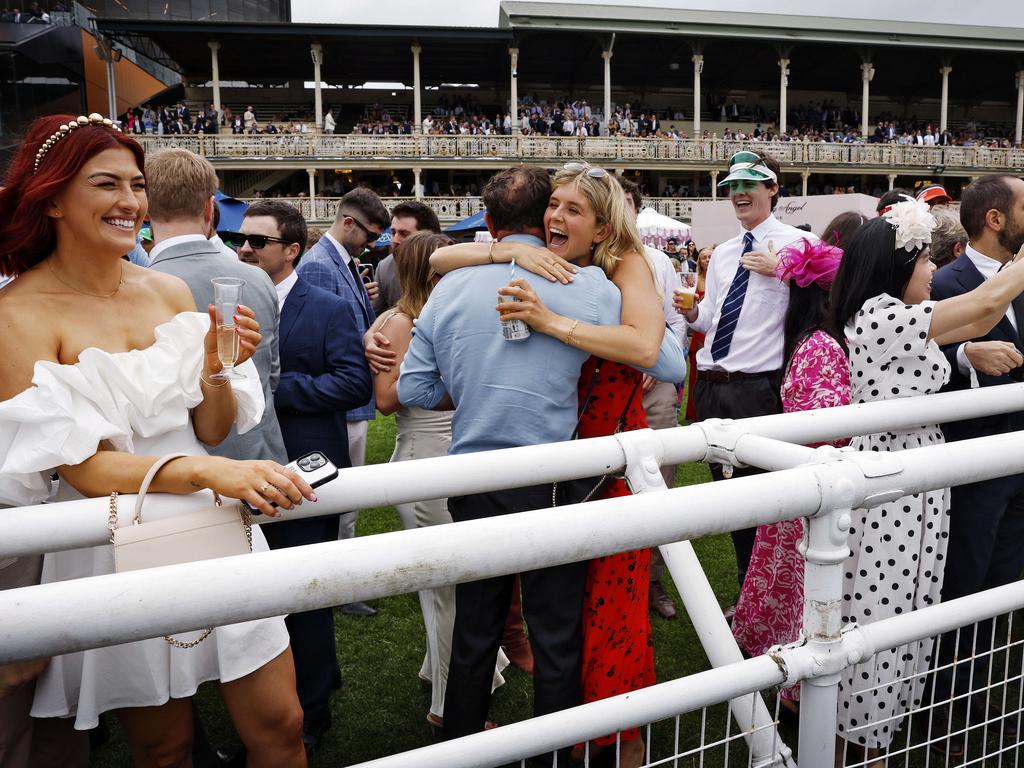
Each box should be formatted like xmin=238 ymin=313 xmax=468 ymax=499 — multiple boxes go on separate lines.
xmin=676 ymin=150 xmax=814 ymax=589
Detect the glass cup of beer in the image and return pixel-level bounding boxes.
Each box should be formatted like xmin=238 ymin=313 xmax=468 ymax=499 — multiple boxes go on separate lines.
xmin=676 ymin=267 xmax=697 ymax=311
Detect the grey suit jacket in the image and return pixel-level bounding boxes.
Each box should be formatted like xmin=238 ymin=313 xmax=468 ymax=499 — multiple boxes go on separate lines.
xmin=149 ymin=238 xmax=288 ymax=463
xmin=371 ymin=253 xmax=401 ymax=315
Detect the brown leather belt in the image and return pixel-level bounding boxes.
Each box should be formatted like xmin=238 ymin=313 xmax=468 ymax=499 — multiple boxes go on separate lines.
xmin=696 ymin=369 xmax=779 ymax=384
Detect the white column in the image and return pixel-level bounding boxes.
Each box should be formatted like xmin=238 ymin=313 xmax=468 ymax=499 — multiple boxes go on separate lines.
xmin=1015 ymin=71 xmax=1024 ymax=146
xmin=509 ymin=47 xmax=519 ymax=135
xmin=887 ymin=173 xmax=897 ymax=191
xmin=692 ymin=54 xmax=703 ymax=136
xmin=710 ymin=170 xmax=719 ymax=201
xmin=602 ymin=49 xmax=612 ymax=137
xmin=939 ymin=66 xmax=952 ymax=133
xmin=861 ymin=62 xmax=874 ymax=138
xmin=801 ymin=170 xmax=810 ymax=196
xmin=310 ymin=43 xmax=324 ymax=131
xmin=778 ymin=57 xmax=790 ymax=134
xmin=412 ymin=44 xmax=422 ymax=134
xmin=413 ymin=167 xmax=422 ymax=200
xmin=307 ymin=168 xmax=316 ymax=200
xmin=208 ymin=41 xmax=221 ymax=116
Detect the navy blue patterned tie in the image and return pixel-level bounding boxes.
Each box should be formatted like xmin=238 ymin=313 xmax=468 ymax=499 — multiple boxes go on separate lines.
xmin=710 ymin=232 xmax=755 ymax=362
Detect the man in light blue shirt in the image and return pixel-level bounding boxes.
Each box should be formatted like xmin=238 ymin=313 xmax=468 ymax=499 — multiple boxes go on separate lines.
xmin=398 ymin=166 xmax=684 ymax=749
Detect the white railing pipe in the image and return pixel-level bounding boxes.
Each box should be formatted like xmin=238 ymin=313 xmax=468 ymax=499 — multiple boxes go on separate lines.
xmin=6 ymin=384 xmax=1024 ymax=558
xmin=6 ymin=432 xmax=1024 ymax=664
xmin=0 ymin=468 xmax=829 ymax=663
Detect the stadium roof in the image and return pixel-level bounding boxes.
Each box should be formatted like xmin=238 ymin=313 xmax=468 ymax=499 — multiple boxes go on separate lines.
xmin=93 ymin=20 xmax=511 ymax=82
xmin=499 ymin=2 xmax=1024 ymax=52
xmin=93 ymin=9 xmax=1024 ymax=105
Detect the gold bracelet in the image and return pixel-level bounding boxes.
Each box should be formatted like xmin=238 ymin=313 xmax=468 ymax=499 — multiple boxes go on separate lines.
xmin=488 ymin=240 xmax=495 ymax=263
xmin=566 ymin=318 xmax=581 ymax=347
xmin=200 ymin=372 xmax=228 ymax=388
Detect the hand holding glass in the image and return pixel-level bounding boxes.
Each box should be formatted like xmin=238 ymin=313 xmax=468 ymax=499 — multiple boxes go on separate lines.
xmin=211 ymin=277 xmax=246 ymax=381
xmin=675 ymin=268 xmax=697 ymax=311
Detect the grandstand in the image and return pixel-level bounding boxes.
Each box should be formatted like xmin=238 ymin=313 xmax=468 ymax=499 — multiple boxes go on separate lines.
xmin=4 ymin=1 xmax=1020 ymax=218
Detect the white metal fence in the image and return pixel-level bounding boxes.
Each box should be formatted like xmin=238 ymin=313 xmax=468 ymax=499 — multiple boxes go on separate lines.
xmin=5 ymin=384 xmax=1024 ymax=767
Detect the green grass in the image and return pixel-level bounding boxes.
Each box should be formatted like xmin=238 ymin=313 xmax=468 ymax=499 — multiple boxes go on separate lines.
xmin=90 ymin=412 xmax=752 ymax=767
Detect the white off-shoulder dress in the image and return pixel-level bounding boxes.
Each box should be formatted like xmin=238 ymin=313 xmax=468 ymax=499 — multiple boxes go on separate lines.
xmin=0 ymin=312 xmax=289 ymax=730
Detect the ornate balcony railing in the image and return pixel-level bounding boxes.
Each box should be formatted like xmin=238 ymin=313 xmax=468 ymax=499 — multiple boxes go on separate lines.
xmin=138 ymin=134 xmax=1024 ymax=172
xmin=237 ymin=196 xmax=702 ymax=225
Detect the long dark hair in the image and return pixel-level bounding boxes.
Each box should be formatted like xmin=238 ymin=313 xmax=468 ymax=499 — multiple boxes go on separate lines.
xmin=827 ymin=215 xmax=921 ymax=336
xmin=783 ymin=282 xmax=837 ymax=372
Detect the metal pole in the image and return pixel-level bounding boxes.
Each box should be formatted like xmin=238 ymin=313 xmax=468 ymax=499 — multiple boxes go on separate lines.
xmin=7 ymin=385 xmax=1024 ymax=558
xmin=411 ymin=44 xmax=422 ymax=134
xmin=1015 ymin=71 xmax=1024 ymax=146
xmin=861 ymin=62 xmax=874 ymax=138
xmin=939 ymin=66 xmax=952 ymax=133
xmin=778 ymin=57 xmax=789 ymax=134
xmin=208 ymin=41 xmax=221 ymax=118
xmin=105 ymin=54 xmax=117 ymax=122
xmin=310 ymin=43 xmax=323 ymax=131
xmin=692 ymin=53 xmax=703 ymax=136
xmin=796 ymin=459 xmax=860 ymax=768
xmin=509 ymin=47 xmax=519 ymax=135
xmin=618 ymin=430 xmax=795 ymax=767
xmin=602 ymin=49 xmax=612 ymax=137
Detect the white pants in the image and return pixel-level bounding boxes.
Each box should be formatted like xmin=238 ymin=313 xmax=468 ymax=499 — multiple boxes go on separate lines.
xmin=337 ymin=420 xmax=368 ymax=540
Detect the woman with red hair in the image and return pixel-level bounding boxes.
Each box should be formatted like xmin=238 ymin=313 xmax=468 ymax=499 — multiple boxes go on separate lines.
xmin=0 ymin=115 xmax=313 ymax=767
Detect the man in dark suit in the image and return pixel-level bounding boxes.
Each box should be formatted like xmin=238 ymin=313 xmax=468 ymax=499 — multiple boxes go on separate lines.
xmin=238 ymin=200 xmax=372 ymax=754
xmin=930 ymin=174 xmax=1024 ymax=754
xmin=296 ymin=187 xmax=389 ymax=616
xmin=145 ymin=148 xmax=288 ymax=465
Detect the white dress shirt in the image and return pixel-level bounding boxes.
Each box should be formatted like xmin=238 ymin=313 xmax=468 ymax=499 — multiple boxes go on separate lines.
xmin=323 ymin=231 xmax=354 ymax=266
xmin=956 ymin=243 xmax=1017 ymax=383
xmin=690 ymin=214 xmax=813 ymax=373
xmin=644 ymin=244 xmax=689 ymax=346
xmin=275 ymin=270 xmax=298 ymax=311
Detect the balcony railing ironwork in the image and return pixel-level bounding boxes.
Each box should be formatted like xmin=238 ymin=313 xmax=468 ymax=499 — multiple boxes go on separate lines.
xmin=137 ymin=134 xmax=1024 ymax=172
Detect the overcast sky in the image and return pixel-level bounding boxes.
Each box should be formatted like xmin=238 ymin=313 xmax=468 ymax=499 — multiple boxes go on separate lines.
xmin=291 ymin=0 xmax=1024 ymax=28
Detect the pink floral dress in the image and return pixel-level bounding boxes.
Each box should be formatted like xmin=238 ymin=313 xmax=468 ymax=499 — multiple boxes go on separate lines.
xmin=731 ymin=330 xmax=851 ymax=700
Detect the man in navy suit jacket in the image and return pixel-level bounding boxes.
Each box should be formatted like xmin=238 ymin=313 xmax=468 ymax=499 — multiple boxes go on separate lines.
xmin=237 ymin=201 xmax=372 ymax=753
xmin=295 ymin=189 xmax=389 ymax=617
xmin=930 ymin=175 xmax=1024 ymax=743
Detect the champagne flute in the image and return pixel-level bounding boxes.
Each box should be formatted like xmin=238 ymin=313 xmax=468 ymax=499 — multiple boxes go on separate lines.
xmin=210 ymin=277 xmax=246 ymax=381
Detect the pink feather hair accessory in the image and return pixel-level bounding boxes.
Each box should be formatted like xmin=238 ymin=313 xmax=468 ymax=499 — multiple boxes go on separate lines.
xmin=775 ymin=238 xmax=844 ymax=289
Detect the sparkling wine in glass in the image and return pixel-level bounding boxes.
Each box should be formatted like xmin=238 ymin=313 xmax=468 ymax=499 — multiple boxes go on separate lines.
xmin=210 ymin=277 xmax=246 ymax=381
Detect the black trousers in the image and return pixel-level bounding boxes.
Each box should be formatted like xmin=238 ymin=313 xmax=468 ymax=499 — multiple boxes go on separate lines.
xmin=932 ymin=472 xmax=1024 ymax=700
xmin=443 ymin=484 xmax=588 ymax=745
xmin=261 ymin=514 xmax=341 ymax=726
xmin=693 ymin=371 xmax=782 ymax=588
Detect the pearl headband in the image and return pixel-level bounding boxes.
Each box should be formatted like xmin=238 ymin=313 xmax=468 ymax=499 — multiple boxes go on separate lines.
xmin=34 ymin=113 xmax=122 ymax=173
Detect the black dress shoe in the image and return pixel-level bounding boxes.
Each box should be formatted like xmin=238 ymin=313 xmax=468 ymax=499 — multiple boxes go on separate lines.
xmin=338 ymin=601 xmax=377 ymax=617
xmin=970 ymin=698 xmax=1020 ymax=738
xmin=922 ymin=707 xmax=965 ymax=758
xmin=303 ymin=713 xmax=333 ymax=756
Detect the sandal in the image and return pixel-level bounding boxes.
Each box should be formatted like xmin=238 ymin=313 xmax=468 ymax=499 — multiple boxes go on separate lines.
xmin=426 ymin=713 xmax=497 ymax=730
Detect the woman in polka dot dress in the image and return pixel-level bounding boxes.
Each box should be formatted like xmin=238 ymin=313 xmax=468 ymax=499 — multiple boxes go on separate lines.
xmin=828 ymin=200 xmax=1024 ymax=756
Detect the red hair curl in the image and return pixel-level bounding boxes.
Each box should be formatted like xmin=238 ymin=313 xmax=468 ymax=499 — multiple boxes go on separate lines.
xmin=0 ymin=114 xmax=145 ymax=277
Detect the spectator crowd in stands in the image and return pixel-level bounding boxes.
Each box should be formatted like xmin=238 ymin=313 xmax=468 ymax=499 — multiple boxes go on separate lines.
xmin=0 ymin=2 xmax=59 ymax=22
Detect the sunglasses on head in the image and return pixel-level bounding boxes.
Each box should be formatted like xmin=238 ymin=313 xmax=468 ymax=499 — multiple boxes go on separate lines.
xmin=563 ymin=162 xmax=609 ymax=179
xmin=222 ymin=232 xmax=292 ymax=250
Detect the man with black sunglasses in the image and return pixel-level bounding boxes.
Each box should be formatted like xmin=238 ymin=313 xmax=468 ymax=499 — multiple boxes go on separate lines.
xmin=296 ymin=187 xmax=390 ymax=617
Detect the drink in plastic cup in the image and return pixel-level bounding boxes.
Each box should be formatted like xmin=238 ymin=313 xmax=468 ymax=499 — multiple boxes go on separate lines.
xmin=676 ymin=269 xmax=696 ymax=310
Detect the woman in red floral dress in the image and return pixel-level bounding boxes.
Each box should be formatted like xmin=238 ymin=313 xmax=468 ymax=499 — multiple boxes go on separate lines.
xmin=731 ymin=239 xmax=850 ymax=710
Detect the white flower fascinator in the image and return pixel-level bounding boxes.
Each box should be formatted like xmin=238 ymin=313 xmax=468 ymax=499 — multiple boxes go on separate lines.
xmin=883 ymin=199 xmax=936 ymax=254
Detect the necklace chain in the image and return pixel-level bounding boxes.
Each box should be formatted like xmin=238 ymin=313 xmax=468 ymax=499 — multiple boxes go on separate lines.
xmin=47 ymin=259 xmax=124 ymax=299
